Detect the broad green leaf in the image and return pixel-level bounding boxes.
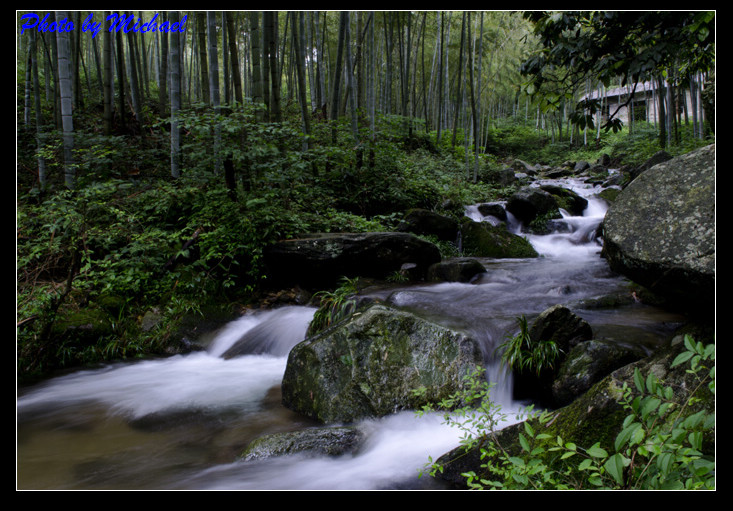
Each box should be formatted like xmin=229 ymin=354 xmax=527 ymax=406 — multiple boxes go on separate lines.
xmin=688 ymin=431 xmax=703 ymax=450
xmin=586 ymin=443 xmax=608 ymax=458
xmin=631 ymin=424 xmax=646 ymax=446
xmin=633 ymin=368 xmax=644 ymax=393
xmin=578 ymin=458 xmax=593 ymax=471
xmin=657 ymin=452 xmax=674 ymax=474
xmin=604 ymin=453 xmax=628 ymax=486
xmin=524 ymin=421 xmax=535 ymax=437
xmin=682 ymin=410 xmax=706 ymax=429
xmin=508 ymin=456 xmax=526 ymax=467
xmin=671 ymin=350 xmax=694 ymax=367
xmin=519 ymin=433 xmax=531 ymax=453
xmin=640 ymin=397 xmax=661 ymax=419
xmin=615 ymin=422 xmax=642 ymax=451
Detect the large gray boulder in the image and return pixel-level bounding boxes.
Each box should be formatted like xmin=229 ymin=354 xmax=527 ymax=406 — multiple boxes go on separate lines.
xmin=263 ymin=232 xmax=442 ymax=289
xmin=602 ymin=145 xmax=715 ymax=314
xmin=281 ymin=304 xmax=484 ymax=423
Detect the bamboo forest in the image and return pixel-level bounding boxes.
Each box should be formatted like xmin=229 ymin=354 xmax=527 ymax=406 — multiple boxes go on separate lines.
xmin=17 ymin=11 xmax=715 ymax=491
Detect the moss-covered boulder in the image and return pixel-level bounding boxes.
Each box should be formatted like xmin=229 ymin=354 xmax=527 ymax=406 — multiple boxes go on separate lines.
xmin=539 ymin=184 xmax=588 ymax=216
xmin=281 ymin=304 xmax=484 ymax=424
xmin=459 ymin=218 xmax=538 ymax=258
xmin=602 ymin=144 xmax=715 ymax=315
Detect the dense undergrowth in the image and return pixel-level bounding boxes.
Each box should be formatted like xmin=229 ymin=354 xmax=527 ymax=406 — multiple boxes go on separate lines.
xmin=16 ymin=98 xmax=713 ymax=382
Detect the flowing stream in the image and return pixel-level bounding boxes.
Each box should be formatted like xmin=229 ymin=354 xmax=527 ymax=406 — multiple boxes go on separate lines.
xmin=17 ymin=177 xmax=685 ymax=490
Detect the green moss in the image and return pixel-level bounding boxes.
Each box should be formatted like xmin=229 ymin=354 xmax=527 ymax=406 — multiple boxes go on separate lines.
xmin=460 ymin=218 xmax=538 ymax=258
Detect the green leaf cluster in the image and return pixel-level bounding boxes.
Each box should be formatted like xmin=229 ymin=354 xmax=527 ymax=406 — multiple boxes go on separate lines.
xmin=419 ymin=335 xmax=715 ymax=490
xmin=308 ymin=277 xmax=361 ymax=336
xmin=497 ymin=315 xmax=562 ymax=377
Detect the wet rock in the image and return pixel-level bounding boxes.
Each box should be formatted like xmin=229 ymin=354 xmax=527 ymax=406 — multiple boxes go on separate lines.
xmin=529 ymin=304 xmax=593 ymax=354
xmin=539 ymin=184 xmax=588 ymax=216
xmin=281 ymin=304 xmax=484 ymax=423
xmin=628 ymin=149 xmax=673 ymax=181
xmin=263 ymin=232 xmax=442 ymax=289
xmin=476 ymin=203 xmax=507 ymax=221
xmin=551 ymin=339 xmax=644 ymax=407
xmin=506 ymin=187 xmax=559 ymax=226
xmin=459 ymin=218 xmax=538 ymax=258
xmin=241 ymin=426 xmax=365 ymax=460
xmin=574 ymin=161 xmax=590 ymax=173
xmin=427 ymin=258 xmax=487 ymax=283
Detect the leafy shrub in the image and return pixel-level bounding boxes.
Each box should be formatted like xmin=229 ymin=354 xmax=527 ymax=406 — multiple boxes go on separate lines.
xmin=497 ymin=315 xmax=562 ymax=376
xmin=419 ymin=335 xmax=715 ymax=490
xmin=308 ymin=277 xmax=361 ymax=335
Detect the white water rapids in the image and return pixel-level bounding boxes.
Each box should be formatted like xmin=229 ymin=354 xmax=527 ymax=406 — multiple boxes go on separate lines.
xmin=17 ymin=177 xmax=683 ymax=490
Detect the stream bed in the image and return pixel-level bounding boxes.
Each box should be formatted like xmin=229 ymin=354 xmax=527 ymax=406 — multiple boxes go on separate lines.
xmin=17 ymin=178 xmax=686 ymax=490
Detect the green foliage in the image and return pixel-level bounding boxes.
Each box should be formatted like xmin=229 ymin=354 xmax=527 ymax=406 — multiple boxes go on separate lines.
xmin=497 ymin=315 xmax=562 ymax=376
xmin=521 ymin=11 xmax=715 ymax=133
xmin=17 ymin=11 xmax=715 ymax=386
xmin=484 ymin=118 xmax=549 ymax=160
xmin=308 ymin=277 xmax=361 ymax=335
xmin=419 ymin=336 xmax=715 ymax=490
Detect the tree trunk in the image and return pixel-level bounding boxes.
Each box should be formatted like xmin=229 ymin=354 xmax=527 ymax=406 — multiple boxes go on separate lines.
xmin=344 ymin=11 xmax=360 ymax=163
xmin=158 ymin=12 xmax=168 ymax=116
xmin=24 ymin=47 xmax=32 ymax=126
xmin=657 ymin=76 xmax=667 ymax=149
xmin=126 ymin=17 xmax=144 ymax=136
xmin=222 ymin=12 xmax=231 ymax=105
xmin=103 ymin=11 xmax=114 ymax=134
xmin=196 ymin=12 xmax=210 ymax=104
xmin=436 ymin=12 xmax=445 ymax=143
xmin=30 ymin=28 xmax=47 ymax=192
xmin=265 ymin=11 xmax=282 ymax=123
xmin=330 ymin=11 xmax=348 ymax=144
xmin=291 ymin=11 xmax=311 ymax=150
xmin=368 ymin=11 xmax=376 ymax=168
xmin=249 ymin=12 xmax=265 ymax=121
xmin=115 ymin=25 xmax=126 ymax=131
xmin=207 ymin=11 xmax=222 ymax=174
xmin=314 ymin=11 xmax=327 ymax=116
xmin=55 ymin=11 xmax=75 ymax=189
xmin=451 ymin=13 xmax=466 ymax=148
xmin=226 ymin=12 xmax=244 ymax=106
xmin=169 ymin=11 xmax=181 ymax=178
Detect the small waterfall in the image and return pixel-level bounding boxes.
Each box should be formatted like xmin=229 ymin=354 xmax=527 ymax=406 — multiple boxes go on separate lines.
xmin=209 ymin=306 xmax=316 ymax=358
